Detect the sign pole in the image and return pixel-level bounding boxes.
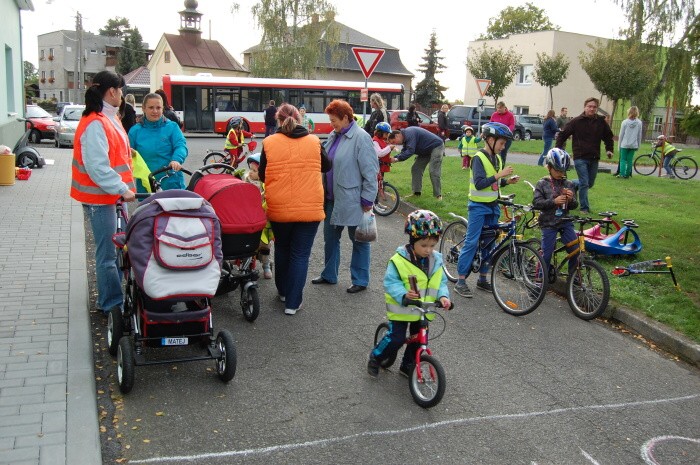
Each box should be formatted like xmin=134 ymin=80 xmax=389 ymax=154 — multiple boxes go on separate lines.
xmin=362 ymin=77 xmax=368 ymax=123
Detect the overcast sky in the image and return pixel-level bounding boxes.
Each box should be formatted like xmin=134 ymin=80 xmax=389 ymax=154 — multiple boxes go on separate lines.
xmin=21 ymin=0 xmax=697 ymax=103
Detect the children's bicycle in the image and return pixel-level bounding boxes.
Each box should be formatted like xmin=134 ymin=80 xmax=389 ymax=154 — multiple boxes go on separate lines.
xmin=372 ymin=299 xmax=452 ymax=408
xmin=439 ymin=197 xmax=549 ymax=316
xmin=633 ymin=146 xmax=698 ymax=179
xmin=203 ymin=141 xmax=256 ymax=173
xmin=547 ymin=216 xmax=611 ymax=320
xmin=373 ymin=170 xmax=400 ymax=216
xmin=612 ymin=256 xmax=680 ymax=291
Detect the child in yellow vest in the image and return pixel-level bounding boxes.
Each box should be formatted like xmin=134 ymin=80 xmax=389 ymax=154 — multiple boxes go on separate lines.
xmin=244 ymin=154 xmax=273 ymax=279
xmin=655 ymin=135 xmax=679 ymax=178
xmin=457 ymin=125 xmax=481 ymax=170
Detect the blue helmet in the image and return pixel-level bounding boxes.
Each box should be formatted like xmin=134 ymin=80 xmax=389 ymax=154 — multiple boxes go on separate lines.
xmin=405 ymin=210 xmax=443 ymax=240
xmin=375 ymin=122 xmax=392 ymax=134
xmin=544 ymin=148 xmax=571 ymax=172
xmin=246 ymin=153 xmax=261 ymax=166
xmin=481 ymin=122 xmax=513 ymax=141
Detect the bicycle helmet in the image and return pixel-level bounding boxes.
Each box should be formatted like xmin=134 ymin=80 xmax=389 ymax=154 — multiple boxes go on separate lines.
xmin=375 ymin=122 xmax=392 ymax=134
xmin=481 ymin=122 xmax=513 ymax=141
xmin=657 ymin=134 xmax=666 ymax=140
xmin=228 ymin=116 xmax=242 ymax=130
xmin=246 ymin=153 xmax=261 ymax=166
xmin=405 ymin=210 xmax=443 ymax=241
xmin=462 ymin=125 xmax=474 ymax=134
xmin=544 ymin=148 xmax=571 ymax=172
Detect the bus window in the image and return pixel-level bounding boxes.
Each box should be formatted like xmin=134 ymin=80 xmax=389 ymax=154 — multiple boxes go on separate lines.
xmin=171 ymin=86 xmax=184 ymax=111
xmin=242 ymin=88 xmax=263 ymax=112
xmin=215 ymin=88 xmax=238 ymax=111
xmin=306 ymin=90 xmax=324 ymax=113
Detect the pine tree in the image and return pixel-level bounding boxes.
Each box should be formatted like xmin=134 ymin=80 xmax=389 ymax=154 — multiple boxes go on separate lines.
xmin=413 ymin=32 xmax=447 ymax=110
xmin=117 ymin=28 xmax=146 ymax=75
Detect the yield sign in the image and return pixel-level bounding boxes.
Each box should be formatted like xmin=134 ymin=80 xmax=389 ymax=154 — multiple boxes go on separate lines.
xmin=476 ymin=79 xmax=491 ymax=97
xmin=352 ymin=47 xmax=385 ymax=79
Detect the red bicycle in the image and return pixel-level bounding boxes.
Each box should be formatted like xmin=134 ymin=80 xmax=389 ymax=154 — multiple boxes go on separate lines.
xmin=373 ymin=169 xmax=400 ymax=217
xmin=372 ymin=298 xmax=452 ymax=408
xmin=203 ymin=141 xmax=257 ymax=173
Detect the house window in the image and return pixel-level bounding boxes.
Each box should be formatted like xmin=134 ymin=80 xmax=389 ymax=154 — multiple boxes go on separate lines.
xmin=101 ymin=50 xmax=106 ymax=55
xmin=90 ymin=49 xmax=98 ymax=54
xmin=517 ymin=65 xmax=533 ymax=85
xmin=41 ymin=71 xmax=46 ymax=79
xmin=49 ymin=47 xmax=54 ymax=58
xmin=50 ymin=70 xmax=55 ymax=79
xmin=514 ymin=106 xmax=529 ymax=115
xmin=40 ymin=49 xmax=45 ymax=60
xmin=653 ymin=116 xmax=663 ymax=132
xmin=164 ymin=51 xmax=171 ymax=63
xmin=5 ymin=46 xmax=15 ymax=111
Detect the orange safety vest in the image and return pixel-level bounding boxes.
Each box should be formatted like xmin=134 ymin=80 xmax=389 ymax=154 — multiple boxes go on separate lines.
xmin=71 ymin=112 xmax=135 ymax=204
xmin=263 ymin=133 xmax=325 ymax=223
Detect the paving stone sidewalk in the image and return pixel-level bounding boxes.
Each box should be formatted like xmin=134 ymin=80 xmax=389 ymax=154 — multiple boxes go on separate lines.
xmin=0 ymin=147 xmax=100 ymax=465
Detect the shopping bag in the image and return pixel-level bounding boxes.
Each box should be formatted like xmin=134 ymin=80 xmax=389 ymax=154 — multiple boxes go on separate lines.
xmin=355 ymin=210 xmax=377 ymax=242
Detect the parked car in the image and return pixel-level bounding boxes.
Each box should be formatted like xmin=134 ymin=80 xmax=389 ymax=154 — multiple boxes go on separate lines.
xmin=389 ymin=110 xmax=440 ymax=135
xmin=54 ymin=105 xmax=85 ymax=148
xmin=431 ymin=110 xmax=439 ymax=120
xmin=55 ymin=101 xmax=75 ymax=116
xmin=513 ymin=114 xmax=544 ymax=140
xmin=445 ymin=105 xmax=496 ymax=140
xmin=25 ymin=105 xmax=57 ymax=143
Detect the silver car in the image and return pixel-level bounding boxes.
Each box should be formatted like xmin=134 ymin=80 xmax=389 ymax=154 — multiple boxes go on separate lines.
xmin=54 ymin=105 xmax=85 ymax=148
xmin=513 ymin=114 xmax=544 ymax=140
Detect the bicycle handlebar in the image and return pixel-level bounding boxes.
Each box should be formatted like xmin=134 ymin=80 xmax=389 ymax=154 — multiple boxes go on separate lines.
xmin=402 ymin=297 xmax=454 ymax=311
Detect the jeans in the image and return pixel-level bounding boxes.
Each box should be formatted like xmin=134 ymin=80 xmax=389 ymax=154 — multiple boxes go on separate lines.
xmin=265 ymin=124 xmax=276 ymax=137
xmin=371 ymin=320 xmax=421 ymax=368
xmin=83 ymin=204 xmax=122 ymax=312
xmin=457 ymin=201 xmax=501 ymax=278
xmin=500 ymin=138 xmax=513 ymax=165
xmin=663 ymin=150 xmax=678 ymax=176
xmin=538 ymin=138 xmax=554 ymax=166
xmin=410 ymin=144 xmax=444 ymax=197
xmin=320 ymin=201 xmax=371 ymax=287
xmin=618 ymin=148 xmax=636 ymax=177
xmin=270 ymin=221 xmax=320 ymax=310
xmin=541 ymin=225 xmax=578 ymax=276
xmin=573 ymin=158 xmax=599 ymax=212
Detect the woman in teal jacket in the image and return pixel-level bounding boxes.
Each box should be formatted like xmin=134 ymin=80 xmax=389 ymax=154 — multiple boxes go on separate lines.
xmin=128 ymin=93 xmax=188 ymax=192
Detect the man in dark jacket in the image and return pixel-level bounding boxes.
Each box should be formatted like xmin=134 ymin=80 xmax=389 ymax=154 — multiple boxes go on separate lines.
xmin=264 ymin=100 xmax=277 ymax=137
xmin=389 ymin=126 xmax=445 ymax=199
xmin=556 ymin=97 xmax=614 ymax=214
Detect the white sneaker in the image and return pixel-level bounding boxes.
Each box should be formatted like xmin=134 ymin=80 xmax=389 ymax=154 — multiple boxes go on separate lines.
xmin=284 ymin=302 xmax=302 ymax=315
xmin=278 ymin=294 xmax=286 ymax=302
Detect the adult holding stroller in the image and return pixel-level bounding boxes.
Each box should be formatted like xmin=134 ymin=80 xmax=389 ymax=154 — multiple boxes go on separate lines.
xmin=70 ymin=70 xmax=136 ymax=316
xmin=258 ymin=103 xmax=332 ymax=315
xmin=128 ymin=92 xmax=188 ymax=192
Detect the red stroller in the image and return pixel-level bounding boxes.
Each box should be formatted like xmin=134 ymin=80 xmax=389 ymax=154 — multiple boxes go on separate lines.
xmin=189 ymin=170 xmax=268 ymax=321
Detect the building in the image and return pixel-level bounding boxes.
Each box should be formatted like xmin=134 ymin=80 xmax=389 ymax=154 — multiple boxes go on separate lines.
xmin=148 ymin=0 xmax=248 ymax=92
xmin=242 ymin=20 xmax=414 ymax=106
xmin=1 ymin=0 xmax=33 ymax=144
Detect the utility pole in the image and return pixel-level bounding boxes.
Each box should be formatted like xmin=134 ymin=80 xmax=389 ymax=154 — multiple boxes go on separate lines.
xmin=73 ymin=12 xmax=82 ymax=104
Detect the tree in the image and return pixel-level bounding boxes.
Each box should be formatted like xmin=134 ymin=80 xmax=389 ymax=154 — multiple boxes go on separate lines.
xmin=533 ymin=52 xmax=570 ymax=110
xmin=99 ymin=17 xmax=131 ymax=37
xmin=117 ymin=28 xmax=147 ymax=75
xmin=414 ymin=32 xmax=447 ymax=109
xmin=24 ymin=61 xmax=38 ymax=83
xmin=480 ymin=2 xmax=558 ymax=40
xmin=680 ymin=106 xmax=700 ymax=137
xmin=579 ymin=40 xmax=656 ymax=120
xmin=466 ymin=44 xmax=521 ymax=106
xmin=249 ymin=0 xmax=342 ymax=79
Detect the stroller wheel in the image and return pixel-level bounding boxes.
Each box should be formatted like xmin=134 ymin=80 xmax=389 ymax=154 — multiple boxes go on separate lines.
xmin=241 ymin=286 xmax=260 ymax=322
xmin=117 ymin=337 xmax=135 ymax=394
xmin=107 ymin=308 xmax=124 ymax=356
xmin=215 ymin=330 xmax=237 ymax=383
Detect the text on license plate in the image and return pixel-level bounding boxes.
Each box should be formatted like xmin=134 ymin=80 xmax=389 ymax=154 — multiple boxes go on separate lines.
xmin=162 ymin=337 xmax=188 ymax=346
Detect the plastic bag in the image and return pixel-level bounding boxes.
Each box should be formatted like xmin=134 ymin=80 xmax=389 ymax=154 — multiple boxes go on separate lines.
xmin=354 ymin=210 xmax=377 ymax=242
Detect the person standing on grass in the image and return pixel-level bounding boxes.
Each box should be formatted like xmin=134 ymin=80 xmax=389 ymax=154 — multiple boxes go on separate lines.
xmin=489 ymin=102 xmax=515 ymax=165
xmin=438 ymin=104 xmax=449 ymax=140
xmin=556 ymin=107 xmax=569 ymax=129
xmin=538 ymin=110 xmax=559 ymax=166
xmin=617 ymin=106 xmax=643 ymax=179
xmin=388 ymin=126 xmax=445 ymax=200
xmin=555 ymin=97 xmax=614 ymax=215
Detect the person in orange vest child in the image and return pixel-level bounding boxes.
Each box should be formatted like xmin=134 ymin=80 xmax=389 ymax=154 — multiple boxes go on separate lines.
xmin=224 ymin=116 xmax=257 ymax=167
xmin=70 ymin=70 xmax=136 ymax=316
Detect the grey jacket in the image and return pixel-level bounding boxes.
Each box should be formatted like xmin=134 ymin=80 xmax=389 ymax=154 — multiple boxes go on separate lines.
xmin=618 ymin=118 xmax=643 ymax=149
xmin=324 ymin=122 xmax=379 ymax=226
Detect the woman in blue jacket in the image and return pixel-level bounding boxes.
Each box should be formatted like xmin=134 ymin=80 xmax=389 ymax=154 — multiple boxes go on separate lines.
xmin=538 ymin=110 xmax=559 ymax=166
xmin=128 ymin=93 xmax=188 ymax=191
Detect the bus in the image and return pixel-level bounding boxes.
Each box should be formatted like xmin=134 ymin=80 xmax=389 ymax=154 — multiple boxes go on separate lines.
xmin=161 ymin=74 xmax=405 ymax=135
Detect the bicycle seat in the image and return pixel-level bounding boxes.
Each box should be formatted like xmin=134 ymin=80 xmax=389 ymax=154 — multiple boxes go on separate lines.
xmin=500 ymin=193 xmax=516 ymax=202
xmin=598 ymin=211 xmax=617 ymax=217
xmin=622 ymin=220 xmax=639 ymax=228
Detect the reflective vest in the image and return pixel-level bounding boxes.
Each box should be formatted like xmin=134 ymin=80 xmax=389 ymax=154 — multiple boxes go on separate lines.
xmin=469 ymin=150 xmax=501 ymax=202
xmin=459 ymin=135 xmax=480 ymax=158
xmin=225 ymin=129 xmax=246 ymax=150
xmin=385 ymin=252 xmax=443 ymax=322
xmin=71 ymin=112 xmax=134 ymax=204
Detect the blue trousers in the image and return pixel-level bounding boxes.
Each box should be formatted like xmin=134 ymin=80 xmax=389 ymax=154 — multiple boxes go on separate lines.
xmin=540 ymin=225 xmax=579 ymax=276
xmin=83 ymin=204 xmax=122 ymax=312
xmin=538 ymin=138 xmax=554 ymax=166
xmin=573 ymin=158 xmax=599 ymax=212
xmin=270 ymin=221 xmax=320 ymax=310
xmin=319 ymin=201 xmax=371 ymax=287
xmin=371 ymin=320 xmax=421 ymax=368
xmin=457 ymin=201 xmax=501 ymax=278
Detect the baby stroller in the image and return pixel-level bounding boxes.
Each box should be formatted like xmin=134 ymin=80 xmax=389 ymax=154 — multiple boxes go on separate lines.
xmin=188 ymin=165 xmax=268 ymax=322
xmin=108 ymin=189 xmax=237 ymax=394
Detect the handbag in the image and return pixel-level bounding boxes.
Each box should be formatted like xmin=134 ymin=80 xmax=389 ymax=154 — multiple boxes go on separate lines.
xmin=354 ymin=210 xmax=377 ymax=242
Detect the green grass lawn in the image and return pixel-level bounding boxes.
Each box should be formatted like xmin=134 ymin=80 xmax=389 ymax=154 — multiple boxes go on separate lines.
xmin=385 ymin=148 xmax=700 ymax=342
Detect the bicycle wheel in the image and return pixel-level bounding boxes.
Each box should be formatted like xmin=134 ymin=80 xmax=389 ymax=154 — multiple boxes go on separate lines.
xmin=439 ymin=220 xmax=467 ymax=283
xmin=373 ymin=322 xmax=397 ymax=368
xmin=408 ymin=353 xmax=446 ymax=409
xmin=491 ymin=243 xmax=548 ymax=316
xmin=203 ymin=152 xmax=230 ymax=174
xmin=373 ymin=181 xmax=400 ymax=216
xmin=633 ymin=154 xmax=657 ymax=176
xmin=567 ymin=258 xmax=609 ymax=320
xmin=672 ymin=156 xmax=698 ymax=180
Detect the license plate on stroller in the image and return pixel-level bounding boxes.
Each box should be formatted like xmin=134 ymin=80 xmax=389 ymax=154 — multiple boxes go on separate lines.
xmin=162 ymin=337 xmax=188 ymax=346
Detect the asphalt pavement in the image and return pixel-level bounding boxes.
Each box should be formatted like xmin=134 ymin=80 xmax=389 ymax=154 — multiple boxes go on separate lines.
xmin=0 ymin=137 xmax=698 ymax=465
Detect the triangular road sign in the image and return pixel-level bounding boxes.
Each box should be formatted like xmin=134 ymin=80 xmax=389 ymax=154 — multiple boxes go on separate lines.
xmin=352 ymin=47 xmax=385 ymax=79
xmin=476 ymin=79 xmax=491 ymax=97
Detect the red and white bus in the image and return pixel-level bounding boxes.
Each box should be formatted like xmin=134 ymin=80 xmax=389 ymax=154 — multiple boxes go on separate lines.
xmin=161 ymin=74 xmax=405 ymax=135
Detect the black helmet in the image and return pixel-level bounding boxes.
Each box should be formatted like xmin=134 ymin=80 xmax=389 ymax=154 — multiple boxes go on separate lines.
xmin=481 ymin=122 xmax=513 ymax=141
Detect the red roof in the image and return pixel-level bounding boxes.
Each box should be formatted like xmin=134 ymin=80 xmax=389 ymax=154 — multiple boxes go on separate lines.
xmin=164 ymin=33 xmax=247 ymax=72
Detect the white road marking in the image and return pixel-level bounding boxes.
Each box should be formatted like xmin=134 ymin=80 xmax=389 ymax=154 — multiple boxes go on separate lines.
xmin=580 ymin=448 xmax=602 ymax=465
xmin=130 ymin=393 xmax=700 ymax=464
xmin=641 ymin=435 xmax=700 ymax=465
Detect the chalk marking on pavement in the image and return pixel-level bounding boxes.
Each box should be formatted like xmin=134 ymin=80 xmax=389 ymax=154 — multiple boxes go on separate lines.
xmin=580 ymin=448 xmax=602 ymax=465
xmin=129 ymin=393 xmax=700 ymax=464
xmin=641 ymin=435 xmax=700 ymax=465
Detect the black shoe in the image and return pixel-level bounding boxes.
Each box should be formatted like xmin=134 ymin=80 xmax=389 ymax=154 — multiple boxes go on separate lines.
xmin=399 ymin=363 xmax=415 ymax=378
xmin=367 ymin=356 xmax=380 ymax=377
xmin=311 ymin=276 xmax=334 ymax=285
xmin=347 ymin=285 xmax=367 ymax=294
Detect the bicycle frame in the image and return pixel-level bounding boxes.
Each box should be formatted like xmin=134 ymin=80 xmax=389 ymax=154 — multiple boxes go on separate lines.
xmin=404 ymin=310 xmax=433 ymax=383
xmin=612 ymin=256 xmax=680 ymax=290
xmin=550 ymin=217 xmax=604 ymax=279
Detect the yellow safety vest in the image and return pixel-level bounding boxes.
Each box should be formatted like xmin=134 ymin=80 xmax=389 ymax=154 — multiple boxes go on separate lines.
xmin=224 ymin=129 xmax=245 ymax=150
xmin=469 ymin=150 xmax=502 ymax=202
xmin=385 ymin=252 xmax=443 ymax=322
xmin=460 ymin=135 xmax=480 ymax=158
